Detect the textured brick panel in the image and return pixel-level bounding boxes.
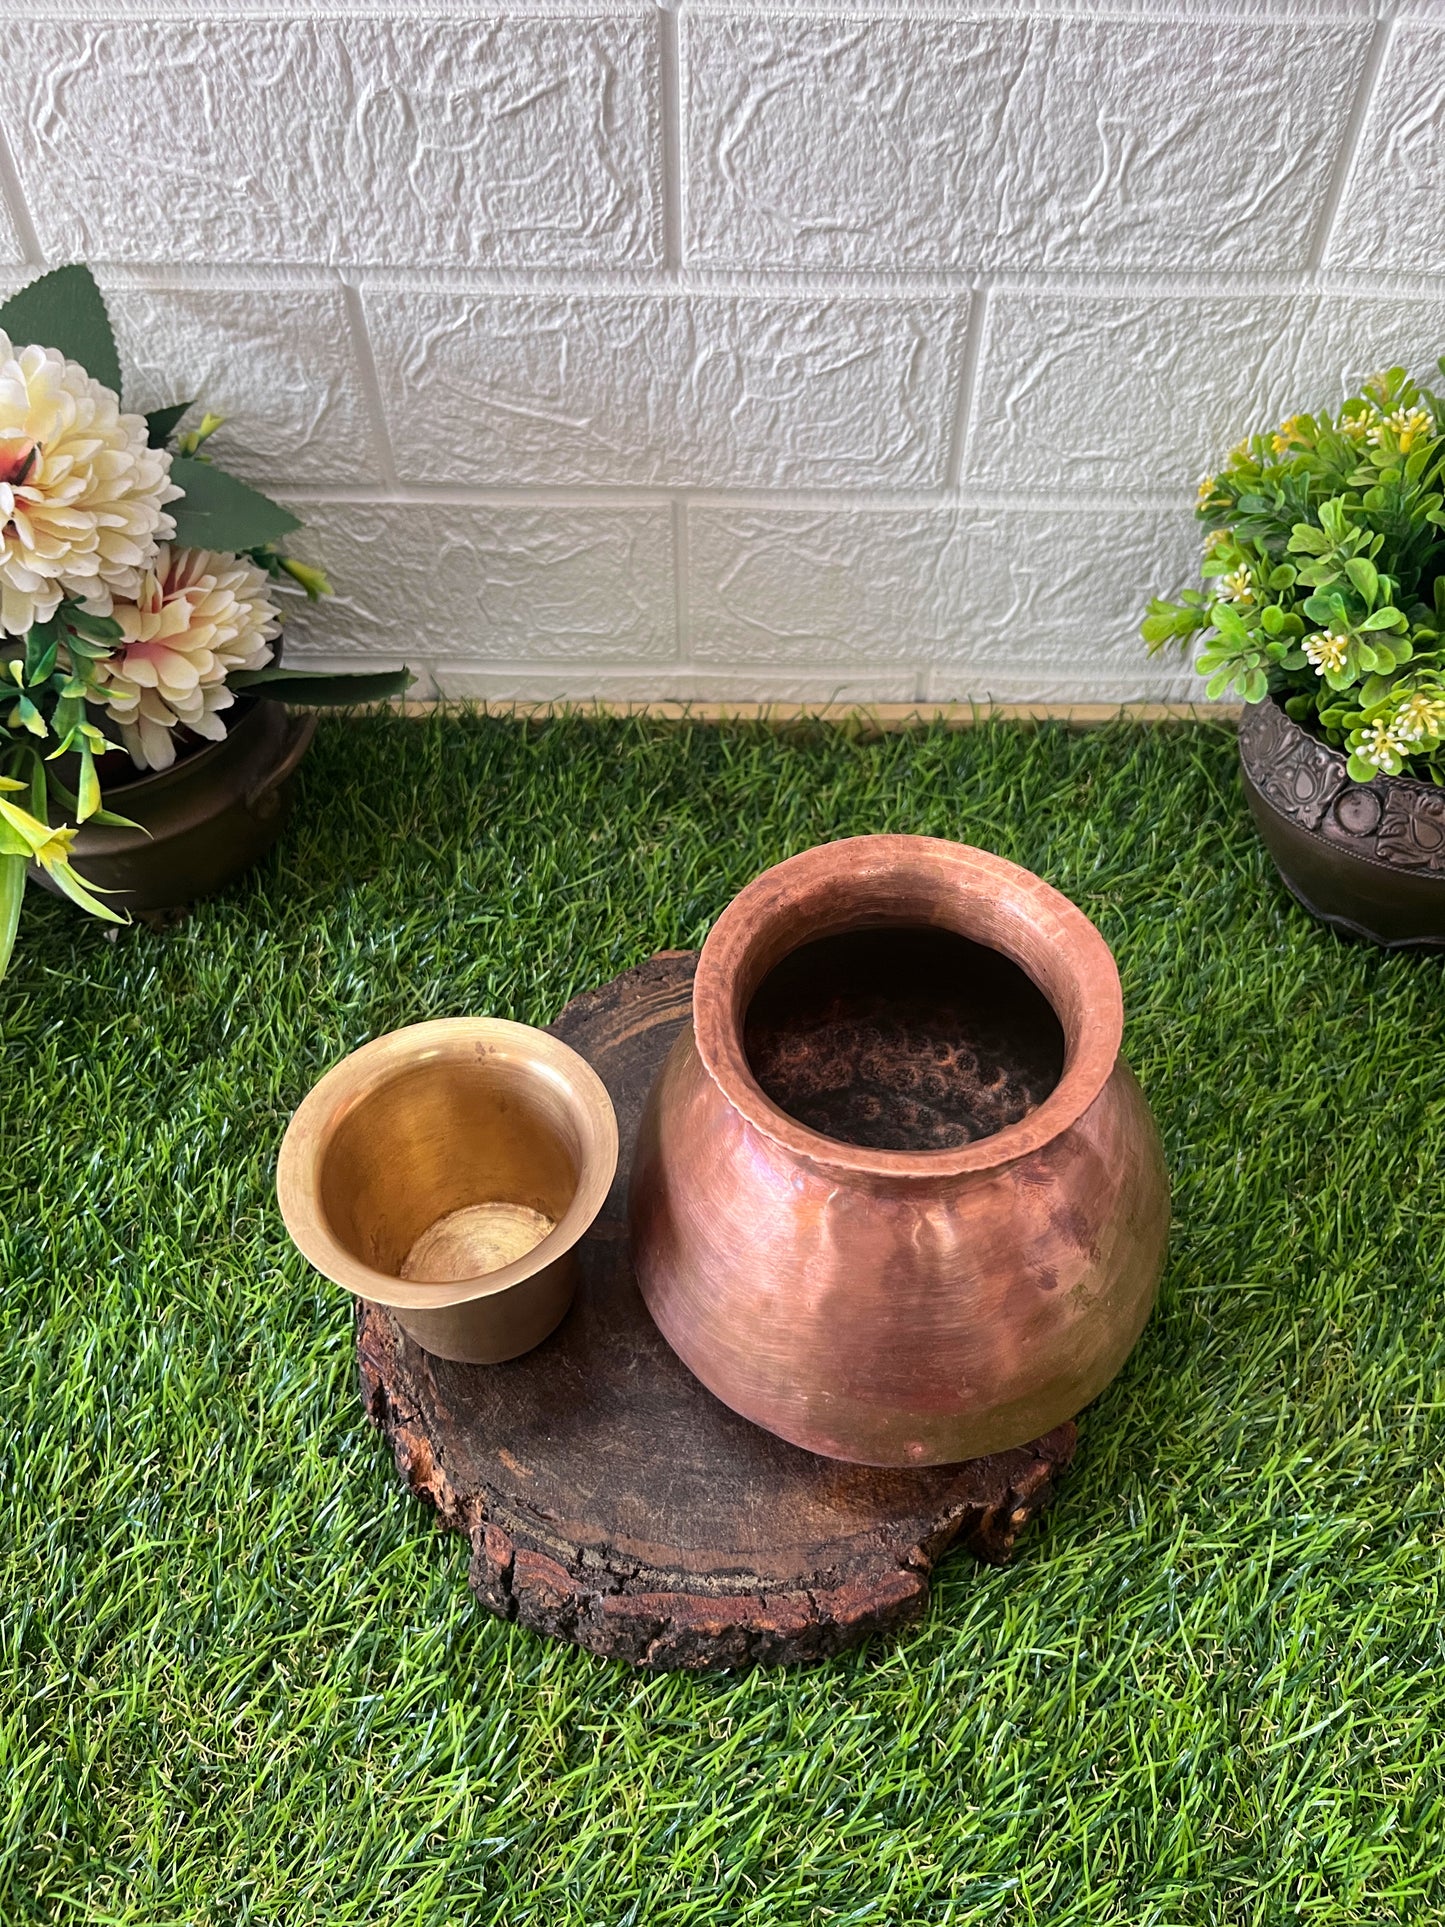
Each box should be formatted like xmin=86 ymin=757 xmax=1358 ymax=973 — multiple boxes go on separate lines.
xmin=684 ymin=13 xmax=1369 ymax=271
xmin=970 ymin=293 xmax=1314 ymax=494
xmin=689 ymin=508 xmax=969 ymax=664
xmin=281 ymin=502 xmax=676 ymax=662
xmin=1327 ymin=24 xmax=1445 ymax=276
xmin=971 ymin=291 xmax=1445 ymax=495
xmin=689 ymin=505 xmax=1197 ymax=683
xmin=425 ymin=666 xmax=918 ymax=702
xmin=0 ymin=198 xmax=22 ymax=264
xmin=952 ymin=506 xmax=1200 ymax=694
xmin=107 ymin=284 xmax=378 ymax=488
xmin=2 ymin=17 xmax=661 ymax=267
xmin=366 ymin=289 xmax=967 ymax=489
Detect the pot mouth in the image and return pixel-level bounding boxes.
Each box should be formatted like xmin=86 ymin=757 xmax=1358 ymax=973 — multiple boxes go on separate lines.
xmin=276 ymin=1018 xmax=620 ymax=1311
xmin=79 ymin=693 xmax=270 ymax=799
xmin=693 ymin=835 xmax=1124 ymax=1178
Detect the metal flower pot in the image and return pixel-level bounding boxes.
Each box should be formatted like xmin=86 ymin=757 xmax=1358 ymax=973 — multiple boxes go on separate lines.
xmin=1239 ymin=697 xmax=1445 ymax=949
xmin=628 ymin=835 xmax=1170 ymax=1468
xmin=33 ymin=697 xmax=316 ymax=914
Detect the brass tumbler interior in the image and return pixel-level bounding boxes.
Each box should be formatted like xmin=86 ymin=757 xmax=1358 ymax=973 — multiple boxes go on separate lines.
xmin=277 ymin=1018 xmax=619 ymax=1364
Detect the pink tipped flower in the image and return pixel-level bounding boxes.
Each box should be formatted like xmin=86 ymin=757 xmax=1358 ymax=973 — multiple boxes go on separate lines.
xmin=89 ymin=546 xmax=281 ymax=769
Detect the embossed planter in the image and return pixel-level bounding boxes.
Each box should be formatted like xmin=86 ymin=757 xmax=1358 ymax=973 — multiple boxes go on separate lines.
xmin=1239 ymin=698 xmax=1445 ymax=949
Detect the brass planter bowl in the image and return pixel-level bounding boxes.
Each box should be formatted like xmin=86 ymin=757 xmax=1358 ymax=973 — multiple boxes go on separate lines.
xmin=34 ymin=697 xmax=315 ymax=914
xmin=1239 ymin=697 xmax=1445 ymax=948
xmin=629 ymin=835 xmax=1170 ymax=1467
xmin=278 ymin=1018 xmax=619 ymax=1364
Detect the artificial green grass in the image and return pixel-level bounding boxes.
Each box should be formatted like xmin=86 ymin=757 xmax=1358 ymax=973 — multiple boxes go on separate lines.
xmin=3 ymin=710 xmax=1444 ymax=1925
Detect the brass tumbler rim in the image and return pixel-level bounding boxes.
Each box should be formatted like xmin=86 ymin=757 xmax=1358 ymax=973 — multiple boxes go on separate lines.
xmin=277 ymin=1017 xmax=619 ymax=1363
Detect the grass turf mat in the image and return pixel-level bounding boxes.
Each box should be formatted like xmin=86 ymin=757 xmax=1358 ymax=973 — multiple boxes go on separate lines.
xmin=3 ymin=711 xmax=1443 ymax=1924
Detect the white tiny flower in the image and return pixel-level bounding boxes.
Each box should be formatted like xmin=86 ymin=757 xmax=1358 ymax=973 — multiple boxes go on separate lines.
xmin=88 ymin=546 xmax=281 ymax=770
xmin=1371 ymin=406 xmax=1434 ymax=453
xmin=0 ymin=333 xmax=180 ymax=636
xmin=1219 ymin=567 xmax=1254 ymax=605
xmin=1303 ymin=630 xmax=1350 ymax=677
xmin=1392 ymin=692 xmax=1445 ymax=745
xmin=1358 ymin=720 xmax=1407 ymax=770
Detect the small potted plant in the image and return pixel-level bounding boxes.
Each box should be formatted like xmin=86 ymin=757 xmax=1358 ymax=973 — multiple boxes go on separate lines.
xmin=0 ymin=265 xmax=408 ymax=975
xmin=1144 ymin=365 xmax=1445 ymax=947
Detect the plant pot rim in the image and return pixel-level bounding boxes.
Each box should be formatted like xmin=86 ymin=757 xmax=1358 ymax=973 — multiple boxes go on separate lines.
xmin=1252 ymin=692 xmax=1445 ymax=804
xmin=692 ymin=833 xmax=1123 ymax=1180
xmin=87 ymin=693 xmax=268 ymax=802
xmin=276 ymin=1017 xmax=620 ymax=1315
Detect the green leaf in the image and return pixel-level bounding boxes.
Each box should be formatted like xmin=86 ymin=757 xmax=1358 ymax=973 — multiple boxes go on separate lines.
xmin=24 ymin=632 xmax=58 ymax=685
xmin=168 ymin=456 xmax=300 ymax=552
xmin=1359 ymin=606 xmax=1406 ymax=631
xmin=278 ymin=557 xmax=331 ymax=602
xmin=228 ymin=666 xmax=413 ymax=707
xmin=62 ymin=605 xmax=124 ymax=643
xmin=76 ymin=741 xmax=100 ymax=823
xmin=0 ymin=852 xmax=23 ymax=983
xmin=1345 ymin=556 xmax=1379 ymax=606
xmin=0 ymin=265 xmax=121 ymax=397
xmin=43 ymin=856 xmax=124 ymax=923
xmin=145 ymin=400 xmax=195 ymax=450
xmin=1287 ymin=524 xmax=1331 ymax=555
xmin=1141 ymin=599 xmax=1206 ymax=647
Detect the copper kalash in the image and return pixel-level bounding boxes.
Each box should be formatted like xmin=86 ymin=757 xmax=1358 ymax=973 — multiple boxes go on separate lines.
xmin=628 ymin=835 xmax=1169 ymax=1467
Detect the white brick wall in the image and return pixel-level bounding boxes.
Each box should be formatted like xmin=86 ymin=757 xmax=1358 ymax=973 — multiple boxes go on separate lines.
xmin=0 ymin=4 xmax=1425 ymax=704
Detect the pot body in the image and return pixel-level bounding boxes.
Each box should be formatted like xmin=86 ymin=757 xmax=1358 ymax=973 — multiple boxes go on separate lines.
xmin=34 ymin=698 xmax=316 ymax=913
xmin=627 ymin=835 xmax=1170 ymax=1467
xmin=1239 ymin=698 xmax=1445 ymax=949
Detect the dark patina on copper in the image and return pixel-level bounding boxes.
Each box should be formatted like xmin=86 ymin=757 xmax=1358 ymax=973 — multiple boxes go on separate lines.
xmin=744 ymin=926 xmax=1065 ymax=1152
xmin=1239 ymin=697 xmax=1445 ymax=949
xmin=629 ymin=835 xmax=1170 ymax=1469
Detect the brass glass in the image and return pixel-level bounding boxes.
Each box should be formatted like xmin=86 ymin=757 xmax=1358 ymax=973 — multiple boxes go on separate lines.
xmin=278 ymin=1018 xmax=619 ymax=1363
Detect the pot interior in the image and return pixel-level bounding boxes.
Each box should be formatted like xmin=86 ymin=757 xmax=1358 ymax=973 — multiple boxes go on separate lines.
xmin=742 ymin=925 xmax=1065 ymax=1152
xmin=316 ymin=1056 xmax=585 ymax=1285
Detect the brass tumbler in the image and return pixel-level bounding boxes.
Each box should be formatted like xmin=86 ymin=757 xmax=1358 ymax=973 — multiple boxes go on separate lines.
xmin=277 ymin=1018 xmax=619 ymax=1363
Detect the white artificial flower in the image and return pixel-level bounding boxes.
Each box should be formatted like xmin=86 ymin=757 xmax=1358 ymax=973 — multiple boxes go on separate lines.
xmin=1391 ymin=691 xmax=1445 ymax=746
xmin=1303 ymin=630 xmax=1349 ymax=678
xmin=89 ymin=546 xmax=281 ymax=769
xmin=1356 ymin=720 xmax=1407 ymax=771
xmin=1219 ymin=566 xmax=1254 ymax=605
xmin=0 ymin=333 xmax=180 ymax=635
xmin=1371 ymin=406 xmax=1434 ymax=454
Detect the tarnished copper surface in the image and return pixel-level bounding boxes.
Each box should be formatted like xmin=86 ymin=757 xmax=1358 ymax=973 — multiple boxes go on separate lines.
xmin=277 ymin=1018 xmax=618 ymax=1364
xmin=744 ymin=925 xmax=1064 ymax=1150
xmin=628 ymin=835 xmax=1169 ymax=1467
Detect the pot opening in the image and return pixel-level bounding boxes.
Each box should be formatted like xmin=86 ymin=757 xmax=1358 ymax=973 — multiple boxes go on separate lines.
xmin=317 ymin=1058 xmax=583 ymax=1286
xmin=742 ymin=925 xmax=1065 ymax=1152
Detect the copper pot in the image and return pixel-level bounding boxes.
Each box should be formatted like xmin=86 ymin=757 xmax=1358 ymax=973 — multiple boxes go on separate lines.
xmin=628 ymin=835 xmax=1169 ymax=1466
xmin=277 ymin=1018 xmax=619 ymax=1364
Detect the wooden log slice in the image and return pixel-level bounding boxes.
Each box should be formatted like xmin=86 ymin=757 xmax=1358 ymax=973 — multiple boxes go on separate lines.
xmin=356 ymin=952 xmax=1076 ymax=1671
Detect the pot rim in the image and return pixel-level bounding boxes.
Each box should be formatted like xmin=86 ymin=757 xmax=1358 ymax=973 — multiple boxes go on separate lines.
xmin=693 ymin=834 xmax=1124 ymax=1178
xmin=276 ymin=1017 xmax=620 ymax=1310
xmin=81 ymin=692 xmax=270 ymax=801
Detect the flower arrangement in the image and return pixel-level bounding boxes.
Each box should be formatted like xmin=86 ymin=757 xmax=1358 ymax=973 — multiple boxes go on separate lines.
xmin=0 ymin=265 xmax=407 ymax=978
xmin=1143 ymin=363 xmax=1445 ymax=787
